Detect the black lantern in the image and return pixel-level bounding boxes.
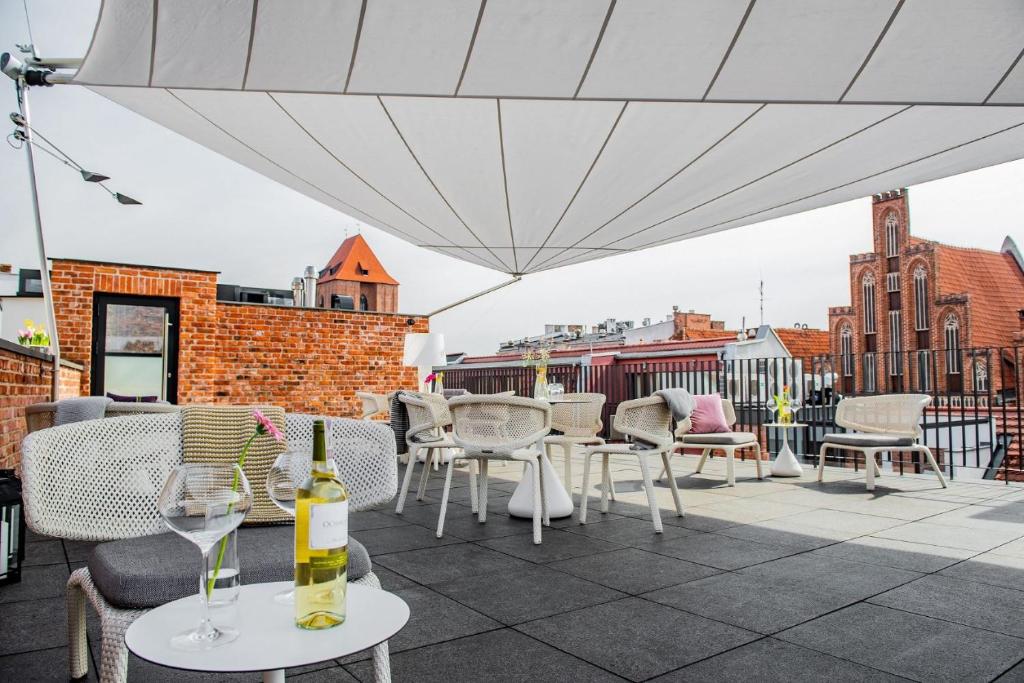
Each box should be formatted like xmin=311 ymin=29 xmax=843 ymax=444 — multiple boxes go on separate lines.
xmin=0 ymin=470 xmax=25 ymax=585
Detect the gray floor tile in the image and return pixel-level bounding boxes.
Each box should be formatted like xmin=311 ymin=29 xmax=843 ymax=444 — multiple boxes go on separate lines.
xmin=432 ymin=564 xmax=624 ymax=625
xmin=370 ymin=566 xmax=417 ymax=591
xmin=653 ymin=637 xmax=903 ymax=682
xmin=433 ymin=506 xmax=539 ymax=541
xmin=0 ymin=645 xmax=97 ymax=682
xmin=661 ymin=511 xmax=740 ymax=532
xmin=344 ymin=628 xmax=624 ymax=682
xmin=516 ymin=597 xmax=758 ymax=682
xmin=643 ymin=572 xmax=858 ymax=634
xmin=872 ymin=520 xmax=1024 ymax=552
xmin=649 ymin=533 xmax=802 ymax=570
xmin=564 ymin=516 xmax=700 ymax=548
xmin=808 ymin=535 xmax=975 ymax=573
xmin=869 ymin=574 xmax=1024 ymax=638
xmin=0 ymin=597 xmax=68 ymax=655
xmin=0 ymin=564 xmax=69 ymax=604
xmin=348 ymin=510 xmax=410 ymax=532
xmin=62 ymin=539 xmax=99 ymax=563
xmin=292 ymin=666 xmax=360 ymax=682
xmin=478 ymin=528 xmax=625 ymax=563
xmin=739 ymin=553 xmax=921 ymax=601
xmin=937 ymin=552 xmax=1024 ymax=591
xmin=375 ymin=544 xmax=532 ymax=586
xmin=353 ymin=524 xmax=462 ymax=556
xmin=715 ymin=522 xmax=839 ymax=551
xmin=777 ymin=603 xmax=1024 ymax=682
xmin=21 ymin=540 xmax=67 ymax=567
xmin=340 ymin=586 xmax=499 ymax=663
xmin=549 ymin=548 xmax=720 ymax=595
xmin=995 ymin=658 xmax=1024 ymax=681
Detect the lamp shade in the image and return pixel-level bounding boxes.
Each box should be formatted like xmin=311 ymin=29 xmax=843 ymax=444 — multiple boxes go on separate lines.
xmin=403 ymin=333 xmax=446 ymax=369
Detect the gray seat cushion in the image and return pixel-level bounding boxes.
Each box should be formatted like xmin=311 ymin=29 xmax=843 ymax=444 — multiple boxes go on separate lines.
xmin=822 ymin=432 xmax=914 ymax=448
xmin=88 ymin=526 xmax=371 ymax=609
xmin=679 ymin=431 xmax=758 ymax=446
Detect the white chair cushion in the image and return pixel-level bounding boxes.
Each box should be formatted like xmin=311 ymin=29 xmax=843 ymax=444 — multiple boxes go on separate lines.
xmin=678 ymin=432 xmax=758 ymax=446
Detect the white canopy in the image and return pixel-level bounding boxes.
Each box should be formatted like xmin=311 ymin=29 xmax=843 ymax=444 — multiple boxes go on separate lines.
xmin=74 ymin=0 xmax=1024 ymax=274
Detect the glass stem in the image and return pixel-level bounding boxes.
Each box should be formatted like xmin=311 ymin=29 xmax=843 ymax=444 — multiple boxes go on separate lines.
xmin=198 ymin=548 xmax=215 ymax=640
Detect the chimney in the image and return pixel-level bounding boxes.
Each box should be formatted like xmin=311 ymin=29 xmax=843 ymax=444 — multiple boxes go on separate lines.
xmin=302 ymin=266 xmax=317 ymax=307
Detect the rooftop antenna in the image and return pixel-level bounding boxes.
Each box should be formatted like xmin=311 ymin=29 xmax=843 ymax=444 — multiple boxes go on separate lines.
xmin=759 ymin=279 xmax=765 ymax=326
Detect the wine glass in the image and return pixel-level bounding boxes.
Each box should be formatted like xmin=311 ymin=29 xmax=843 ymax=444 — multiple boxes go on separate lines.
xmin=765 ymin=397 xmax=778 ymax=423
xmin=547 ymin=383 xmax=565 ymax=400
xmin=266 ymin=451 xmax=338 ymax=604
xmin=158 ymin=463 xmax=252 ymax=651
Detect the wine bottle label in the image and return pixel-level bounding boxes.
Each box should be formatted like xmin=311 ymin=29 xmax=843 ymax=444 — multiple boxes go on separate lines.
xmin=308 ymin=500 xmax=348 ymax=550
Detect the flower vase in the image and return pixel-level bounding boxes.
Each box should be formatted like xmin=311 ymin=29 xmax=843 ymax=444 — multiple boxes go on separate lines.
xmin=204 ymin=529 xmax=240 ymax=606
xmin=533 ymin=367 xmax=549 ymax=399
xmin=434 ymin=378 xmax=444 ymax=395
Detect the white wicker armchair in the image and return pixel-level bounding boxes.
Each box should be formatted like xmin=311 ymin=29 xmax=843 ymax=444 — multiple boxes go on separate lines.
xmin=544 ymin=393 xmax=608 ymax=495
xmin=442 ymin=395 xmax=552 ymax=544
xmin=20 ymin=412 xmax=398 ymax=683
xmin=817 ymin=394 xmax=948 ymax=491
xmin=581 ymin=396 xmax=684 ymax=533
xmin=668 ymin=398 xmax=763 ymax=487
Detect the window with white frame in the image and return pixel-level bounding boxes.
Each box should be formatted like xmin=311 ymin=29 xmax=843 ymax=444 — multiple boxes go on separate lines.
xmin=863 ymin=353 xmax=877 ymax=392
xmin=974 ymin=360 xmax=988 ymax=393
xmin=889 ymin=310 xmax=902 ymax=375
xmin=862 ymin=273 xmax=876 ymax=334
xmin=917 ymin=350 xmax=931 ymax=392
xmin=913 ymin=266 xmax=929 ymax=330
xmin=944 ymin=314 xmax=961 ymax=374
xmin=840 ymin=324 xmax=854 ymax=377
xmin=886 ymin=272 xmax=900 ymax=292
xmin=885 ymin=212 xmax=899 ymax=257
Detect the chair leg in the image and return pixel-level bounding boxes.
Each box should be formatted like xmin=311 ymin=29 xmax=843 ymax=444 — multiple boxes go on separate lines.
xmin=600 ymin=454 xmax=611 ymax=513
xmin=865 ymin=449 xmax=876 ymax=491
xmin=539 ymin=453 xmax=551 ymax=527
xmin=395 ymin=446 xmax=419 ymax=513
xmin=436 ymin=457 xmax=456 ymax=538
xmin=530 ymin=456 xmax=543 ymax=544
xmin=919 ymin=445 xmax=949 ymax=488
xmin=468 ymin=458 xmax=479 ymax=514
xmin=579 ymin=451 xmax=594 ymax=524
xmin=478 ymin=459 xmax=489 ymax=523
xmin=638 ymin=452 xmax=663 ymax=533
xmin=661 ymin=451 xmax=684 ymax=517
xmin=696 ymin=448 xmax=712 ymax=473
xmin=725 ymin=448 xmax=736 ymax=487
xmin=873 ymin=454 xmax=883 ymax=478
xmin=354 ymin=572 xmax=392 ymax=683
xmin=608 ymin=465 xmax=617 ymax=501
xmin=753 ymin=443 xmax=764 ymax=480
xmin=67 ymin=571 xmax=89 ymax=680
xmin=817 ymin=444 xmax=829 ymax=482
xmin=563 ymin=443 xmax=573 ymax=495
xmin=416 ymin=447 xmax=433 ymax=500
xmin=99 ymin=609 xmax=133 ymax=683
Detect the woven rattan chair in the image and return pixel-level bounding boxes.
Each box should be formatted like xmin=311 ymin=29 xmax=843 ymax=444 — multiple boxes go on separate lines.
xmin=356 ymin=391 xmax=397 ymax=420
xmin=20 ymin=412 xmax=398 ymax=683
xmin=544 ymin=393 xmax=608 ymax=495
xmin=817 ymin=394 xmax=948 ymax=491
xmin=440 ymin=395 xmax=552 ymax=544
xmin=581 ymin=396 xmax=684 ymax=533
xmin=667 ymin=398 xmax=763 ymax=487
xmin=395 ymin=393 xmax=477 ymax=514
xmin=24 ymin=400 xmax=180 ymax=434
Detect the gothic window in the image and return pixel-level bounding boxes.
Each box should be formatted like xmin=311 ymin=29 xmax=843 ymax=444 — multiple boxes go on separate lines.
xmin=885 ymin=212 xmax=899 ymax=257
xmin=863 ymin=353 xmax=877 ymax=392
xmin=944 ymin=314 xmax=961 ymax=374
xmin=917 ymin=350 xmax=932 ymax=392
xmin=840 ymin=324 xmax=854 ymax=377
xmin=913 ymin=266 xmax=929 ymax=331
xmin=974 ymin=360 xmax=989 ymax=393
xmin=862 ymin=273 xmax=876 ymax=334
xmin=886 ymin=272 xmax=900 ymax=292
xmin=889 ymin=310 xmax=902 ymax=375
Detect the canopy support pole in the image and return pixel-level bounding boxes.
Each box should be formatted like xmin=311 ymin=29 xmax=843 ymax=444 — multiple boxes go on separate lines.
xmin=428 ymin=276 xmax=522 ymax=317
xmin=16 ymin=79 xmax=62 ymax=400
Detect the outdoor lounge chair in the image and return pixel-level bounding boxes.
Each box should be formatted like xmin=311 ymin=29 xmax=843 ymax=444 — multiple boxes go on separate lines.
xmin=20 ymin=412 xmax=398 ymax=683
xmin=817 ymin=394 xmax=948 ymax=491
xmin=668 ymin=398 xmax=763 ymax=487
xmin=356 ymin=390 xmax=397 ymax=420
xmin=580 ymin=396 xmax=684 ymax=533
xmin=543 ymin=392 xmax=607 ymax=494
xmin=25 ymin=400 xmax=180 ymax=433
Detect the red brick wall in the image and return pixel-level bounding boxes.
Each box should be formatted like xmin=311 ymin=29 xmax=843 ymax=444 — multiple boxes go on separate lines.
xmin=49 ymin=259 xmax=425 ymax=416
xmin=0 ymin=343 xmax=81 ymax=470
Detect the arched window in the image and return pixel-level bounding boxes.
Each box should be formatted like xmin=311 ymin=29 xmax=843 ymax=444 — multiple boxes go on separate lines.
xmin=913 ymin=266 xmax=929 ymax=331
xmin=885 ymin=212 xmax=899 ymax=257
xmin=840 ymin=324 xmax=854 ymax=377
xmin=944 ymin=314 xmax=961 ymax=374
xmin=862 ymin=273 xmax=876 ymax=334
xmin=974 ymin=359 xmax=989 ymax=393
xmin=359 ymin=294 xmax=369 ymax=311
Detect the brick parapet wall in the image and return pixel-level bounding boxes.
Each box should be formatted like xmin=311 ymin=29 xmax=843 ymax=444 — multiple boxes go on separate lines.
xmin=0 ymin=342 xmax=82 ymax=470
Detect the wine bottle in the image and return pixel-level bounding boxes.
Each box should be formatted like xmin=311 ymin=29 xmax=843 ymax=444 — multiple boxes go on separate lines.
xmin=294 ymin=419 xmax=349 ymax=630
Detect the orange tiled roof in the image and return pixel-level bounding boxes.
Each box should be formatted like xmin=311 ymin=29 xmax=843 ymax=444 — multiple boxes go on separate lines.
xmin=680 ymin=328 xmax=738 ymax=340
xmin=774 ymin=327 xmax=831 ymax=358
xmin=935 ymin=244 xmax=1024 ymax=347
xmin=318 ymin=235 xmax=399 ymax=286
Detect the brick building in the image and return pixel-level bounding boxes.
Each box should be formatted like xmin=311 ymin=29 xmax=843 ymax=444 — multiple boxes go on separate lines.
xmin=828 ymin=189 xmax=1024 ymax=397
xmin=316 ymin=235 xmax=399 ymax=313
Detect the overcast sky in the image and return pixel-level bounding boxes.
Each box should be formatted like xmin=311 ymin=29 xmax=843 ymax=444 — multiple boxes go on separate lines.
xmin=2 ymin=1 xmax=1022 ymax=355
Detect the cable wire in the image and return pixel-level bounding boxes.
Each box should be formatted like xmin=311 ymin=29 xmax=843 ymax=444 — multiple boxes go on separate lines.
xmin=22 ymin=0 xmax=35 ymax=48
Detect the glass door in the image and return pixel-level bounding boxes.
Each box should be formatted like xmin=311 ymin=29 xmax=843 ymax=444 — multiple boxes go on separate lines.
xmin=91 ymin=294 xmax=179 ymax=402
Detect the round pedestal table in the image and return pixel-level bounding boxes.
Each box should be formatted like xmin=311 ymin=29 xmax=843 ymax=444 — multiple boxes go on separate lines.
xmin=764 ymin=423 xmax=808 ymax=477
xmin=507 ymin=397 xmax=586 ymax=519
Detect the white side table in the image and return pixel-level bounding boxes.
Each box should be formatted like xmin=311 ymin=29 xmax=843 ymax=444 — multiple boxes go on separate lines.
xmin=764 ymin=423 xmax=807 ymax=477
xmin=126 ymin=582 xmax=409 ymax=683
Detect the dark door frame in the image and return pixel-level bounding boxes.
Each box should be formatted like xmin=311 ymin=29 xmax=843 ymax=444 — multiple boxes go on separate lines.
xmin=91 ymin=293 xmax=181 ymax=403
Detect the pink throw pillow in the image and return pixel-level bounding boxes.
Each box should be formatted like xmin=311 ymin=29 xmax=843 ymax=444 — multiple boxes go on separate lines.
xmin=689 ymin=395 xmax=730 ymax=433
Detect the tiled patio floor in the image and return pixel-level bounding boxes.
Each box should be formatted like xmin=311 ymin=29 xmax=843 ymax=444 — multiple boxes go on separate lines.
xmin=6 ymin=454 xmax=1024 ymax=682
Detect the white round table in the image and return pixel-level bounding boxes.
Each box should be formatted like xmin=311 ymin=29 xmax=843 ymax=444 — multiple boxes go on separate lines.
xmin=125 ymin=582 xmax=409 ymax=682
xmin=764 ymin=423 xmax=807 ymax=477
xmin=507 ymin=397 xmax=586 ymax=519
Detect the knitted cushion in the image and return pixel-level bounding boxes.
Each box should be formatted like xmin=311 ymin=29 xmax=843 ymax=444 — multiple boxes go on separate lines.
xmin=88 ymin=526 xmax=371 ymax=609
xmin=182 ymin=405 xmax=289 ymax=524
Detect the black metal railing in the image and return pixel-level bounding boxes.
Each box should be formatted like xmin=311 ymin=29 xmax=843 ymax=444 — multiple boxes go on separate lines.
xmin=438 ymin=346 xmax=1024 ymax=482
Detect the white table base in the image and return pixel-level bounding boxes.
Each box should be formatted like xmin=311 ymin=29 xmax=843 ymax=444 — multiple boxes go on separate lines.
xmin=508 ymin=455 xmax=575 ymax=519
xmin=770 ymin=427 xmax=804 ymax=477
